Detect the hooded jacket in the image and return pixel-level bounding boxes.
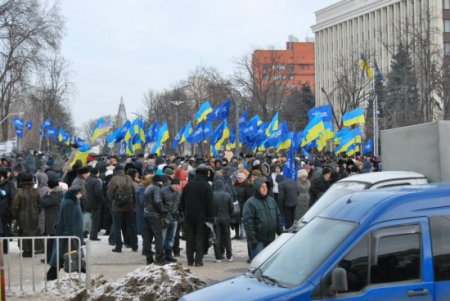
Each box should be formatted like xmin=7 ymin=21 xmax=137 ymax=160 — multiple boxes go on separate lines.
xmin=243 ymin=178 xmax=283 ymax=247
xmin=40 ymin=186 xmax=63 ymax=235
xmin=143 ymin=183 xmax=164 ymax=219
xmin=276 ymin=174 xmax=300 ymax=208
xmin=212 ymin=180 xmax=234 ymax=223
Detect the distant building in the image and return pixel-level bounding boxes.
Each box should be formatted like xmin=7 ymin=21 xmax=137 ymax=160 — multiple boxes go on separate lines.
xmin=312 ymin=0 xmax=444 ymax=116
xmin=252 ymin=39 xmax=315 ymax=91
xmin=116 ymin=97 xmax=128 ymax=127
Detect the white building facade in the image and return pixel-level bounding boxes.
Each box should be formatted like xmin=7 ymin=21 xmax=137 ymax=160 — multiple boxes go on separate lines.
xmin=312 ymin=0 xmax=445 ymax=108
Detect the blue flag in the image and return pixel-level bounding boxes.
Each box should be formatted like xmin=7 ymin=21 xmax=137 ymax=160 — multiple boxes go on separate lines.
xmin=208 ymin=99 xmax=231 ymax=122
xmin=283 ymin=146 xmax=297 ymax=181
xmin=26 ymin=120 xmax=32 ymax=130
xmin=45 ymin=126 xmax=58 ymax=137
xmin=308 ymin=104 xmax=333 ymax=122
xmin=362 ymin=139 xmax=373 ymax=155
xmin=12 ymin=118 xmax=24 ymax=129
xmin=301 ymin=148 xmax=311 ymax=158
xmin=15 ymin=128 xmax=24 ymax=138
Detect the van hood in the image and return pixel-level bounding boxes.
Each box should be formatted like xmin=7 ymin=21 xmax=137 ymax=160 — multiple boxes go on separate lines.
xmin=180 ymin=275 xmax=286 ymax=301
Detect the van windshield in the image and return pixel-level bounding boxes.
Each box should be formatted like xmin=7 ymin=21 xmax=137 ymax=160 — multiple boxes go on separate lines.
xmin=301 ymin=181 xmax=368 ymax=223
xmin=259 ymin=217 xmax=357 ymax=287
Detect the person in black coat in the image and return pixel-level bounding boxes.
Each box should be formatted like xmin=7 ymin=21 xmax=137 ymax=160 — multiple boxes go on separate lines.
xmin=0 ymin=169 xmax=16 ymax=253
xmin=85 ymin=167 xmax=104 ymax=241
xmin=309 ymin=167 xmax=332 ymax=207
xmin=212 ymin=179 xmax=234 ymax=262
xmin=276 ymin=174 xmax=300 ymax=228
xmin=233 ymin=173 xmax=253 ymax=239
xmin=180 ymin=164 xmax=214 ymax=267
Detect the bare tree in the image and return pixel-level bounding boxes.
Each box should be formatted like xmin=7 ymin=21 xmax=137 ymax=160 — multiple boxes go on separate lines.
xmin=233 ymin=51 xmax=290 ymax=120
xmin=0 ymin=0 xmax=63 ymax=140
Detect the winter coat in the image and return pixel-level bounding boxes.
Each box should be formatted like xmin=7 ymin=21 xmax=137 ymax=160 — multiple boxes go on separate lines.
xmin=107 ymin=171 xmax=135 ymax=212
xmin=136 ymin=185 xmax=146 ymax=235
xmin=84 ymin=175 xmax=103 ymax=211
xmin=180 ymin=173 xmax=214 ymax=224
xmin=295 ymin=180 xmax=311 ymax=221
xmin=71 ymin=175 xmax=87 ymax=203
xmin=243 ymin=178 xmax=283 ymax=247
xmin=276 ymin=175 xmax=300 ymax=208
xmin=233 ymin=181 xmax=253 ymax=220
xmin=50 ymin=190 xmax=84 ymax=268
xmin=143 ymin=184 xmax=164 ymax=219
xmin=309 ymin=175 xmax=330 ymax=207
xmin=161 ymin=185 xmax=181 ymax=221
xmin=25 ymin=154 xmax=37 ymax=175
xmin=11 ymin=183 xmax=41 ymax=237
xmin=40 ymin=187 xmax=63 ymax=235
xmin=65 ymin=169 xmax=78 ymax=188
xmin=212 ymin=180 xmax=234 ymax=224
xmin=0 ymin=178 xmax=16 ymax=235
xmin=35 ymin=171 xmax=49 ymax=198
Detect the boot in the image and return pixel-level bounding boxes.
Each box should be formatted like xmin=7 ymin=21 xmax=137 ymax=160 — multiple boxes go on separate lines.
xmin=146 ymin=255 xmax=154 ymax=265
xmin=173 ymin=250 xmax=180 ymax=257
xmin=165 ymin=250 xmax=177 ymax=263
xmin=155 ymin=255 xmax=169 ymax=266
xmin=46 ymin=267 xmax=58 ymax=281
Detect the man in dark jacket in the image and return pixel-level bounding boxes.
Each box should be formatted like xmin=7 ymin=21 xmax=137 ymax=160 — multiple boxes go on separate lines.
xmin=276 ymin=174 xmax=300 ymax=228
xmin=107 ymin=165 xmax=136 ymax=253
xmin=143 ymin=174 xmax=167 ymax=265
xmin=243 ymin=178 xmax=283 ymax=259
xmin=309 ymin=167 xmax=332 ymax=207
xmin=180 ymin=164 xmax=214 ymax=267
xmin=212 ymin=179 xmax=234 ymax=262
xmin=160 ymin=178 xmax=181 ymax=263
xmin=85 ymin=167 xmax=104 ymax=241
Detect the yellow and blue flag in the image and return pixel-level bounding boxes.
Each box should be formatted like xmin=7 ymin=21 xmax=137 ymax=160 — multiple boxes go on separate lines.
xmin=302 ymin=115 xmax=325 ymax=147
xmin=359 ymin=54 xmax=373 ymax=79
xmin=180 ymin=121 xmax=192 ymax=144
xmin=195 ymin=101 xmax=213 ymax=124
xmin=324 ymin=121 xmax=335 ymax=140
xmin=277 ymin=131 xmax=293 ymax=152
xmin=172 ymin=125 xmax=185 ymax=149
xmin=266 ymin=113 xmax=279 ymax=137
xmin=91 ymin=117 xmax=112 ymax=142
xmin=343 ymin=108 xmax=365 ymax=127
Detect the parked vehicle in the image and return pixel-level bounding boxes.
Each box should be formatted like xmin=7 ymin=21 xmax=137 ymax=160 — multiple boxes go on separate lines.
xmin=250 ymin=171 xmax=427 ymax=269
xmin=181 ymin=183 xmax=450 ymax=300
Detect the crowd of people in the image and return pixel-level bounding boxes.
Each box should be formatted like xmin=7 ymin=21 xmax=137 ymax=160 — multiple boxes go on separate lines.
xmin=0 ymin=146 xmax=380 ymax=279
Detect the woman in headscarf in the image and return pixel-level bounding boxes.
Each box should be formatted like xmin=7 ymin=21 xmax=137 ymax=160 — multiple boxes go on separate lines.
xmin=295 ymin=169 xmax=311 ymax=221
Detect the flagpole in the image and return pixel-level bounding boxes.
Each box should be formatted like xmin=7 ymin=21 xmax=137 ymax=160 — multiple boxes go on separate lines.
xmin=372 ymin=77 xmax=379 ymax=158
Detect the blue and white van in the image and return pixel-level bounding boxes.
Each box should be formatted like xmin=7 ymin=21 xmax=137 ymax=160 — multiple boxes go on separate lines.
xmin=181 ymin=183 xmax=450 ymax=300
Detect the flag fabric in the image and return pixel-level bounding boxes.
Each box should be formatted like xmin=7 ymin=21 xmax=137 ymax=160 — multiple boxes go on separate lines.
xmin=308 ymin=105 xmax=333 ymax=122
xmin=91 ymin=117 xmax=112 ymax=142
xmin=172 ymin=125 xmax=185 ymax=149
xmin=324 ymin=121 xmax=335 ymax=140
xmin=359 ymin=54 xmax=373 ymax=79
xmin=195 ymin=101 xmax=213 ymax=123
xmin=187 ymin=122 xmax=205 ymax=144
xmin=151 ymin=122 xmax=169 ymax=154
xmin=125 ymin=119 xmax=140 ymax=141
xmin=208 ymin=99 xmax=231 ymax=122
xmin=373 ymin=58 xmax=384 ymax=82
xmin=334 ymin=128 xmax=362 ymax=154
xmin=26 ymin=120 xmax=32 ymax=130
xmin=343 ymin=108 xmax=365 ymax=127
xmin=302 ymin=115 xmax=325 ymax=146
xmin=15 ymin=128 xmax=24 ymax=138
xmin=362 ymin=139 xmax=373 ymax=155
xmin=266 ymin=113 xmax=279 ymax=137
xmin=301 ymin=148 xmax=311 ymax=158
xmin=145 ymin=122 xmax=159 ymax=144
xmin=106 ymin=127 xmax=122 ymax=144
xmin=71 ymin=149 xmax=89 ymax=166
xmin=40 ymin=118 xmax=51 ymax=129
xmin=283 ymin=146 xmax=297 ymax=181
xmin=239 ymin=110 xmax=248 ymax=128
xmin=115 ymin=120 xmax=131 ymax=142
xmin=212 ymin=120 xmax=230 ymax=150
xmin=277 ymin=131 xmax=294 ymax=152
xmin=12 ymin=118 xmax=24 ymax=129
xmin=180 ymin=121 xmax=192 ymax=144
xmin=45 ymin=126 xmax=58 ymax=137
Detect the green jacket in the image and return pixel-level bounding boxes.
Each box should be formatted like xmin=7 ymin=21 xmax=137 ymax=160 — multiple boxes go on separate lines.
xmin=243 ymin=178 xmax=283 ymax=247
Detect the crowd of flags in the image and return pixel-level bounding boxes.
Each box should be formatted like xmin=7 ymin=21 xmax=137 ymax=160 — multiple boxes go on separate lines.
xmin=9 ymin=98 xmax=374 ymax=173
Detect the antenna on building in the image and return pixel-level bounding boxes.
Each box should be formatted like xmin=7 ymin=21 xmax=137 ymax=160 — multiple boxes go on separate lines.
xmin=288 ymin=35 xmax=299 ymax=43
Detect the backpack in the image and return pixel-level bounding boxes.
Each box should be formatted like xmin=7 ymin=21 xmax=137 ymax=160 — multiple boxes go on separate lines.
xmin=113 ymin=176 xmax=131 ymax=208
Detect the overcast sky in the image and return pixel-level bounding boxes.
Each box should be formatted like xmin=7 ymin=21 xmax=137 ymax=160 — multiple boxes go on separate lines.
xmin=59 ymin=0 xmax=337 ymax=128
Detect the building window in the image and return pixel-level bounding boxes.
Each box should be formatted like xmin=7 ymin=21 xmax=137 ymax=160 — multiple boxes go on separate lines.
xmin=445 ymin=0 xmax=450 ymax=9
xmin=445 ymin=43 xmax=450 ymax=56
xmin=273 ymin=64 xmax=286 ymax=71
xmin=288 ymin=74 xmax=295 ymax=80
xmin=288 ymin=64 xmax=295 ymax=72
xmin=262 ymin=74 xmax=269 ymax=81
xmin=445 ymin=20 xmax=450 ymax=32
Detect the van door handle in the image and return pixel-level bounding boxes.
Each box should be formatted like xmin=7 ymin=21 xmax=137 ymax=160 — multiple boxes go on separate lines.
xmin=407 ymin=289 xmax=429 ymax=297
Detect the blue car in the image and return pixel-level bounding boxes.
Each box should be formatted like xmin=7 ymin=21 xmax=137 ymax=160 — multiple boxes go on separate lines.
xmin=181 ymin=184 xmax=450 ymax=300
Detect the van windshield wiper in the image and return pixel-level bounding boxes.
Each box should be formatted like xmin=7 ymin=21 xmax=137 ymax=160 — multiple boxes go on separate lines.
xmin=260 ymin=273 xmax=284 ymax=287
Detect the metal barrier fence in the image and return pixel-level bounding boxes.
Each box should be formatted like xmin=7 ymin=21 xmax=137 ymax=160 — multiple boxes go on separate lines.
xmin=0 ymin=236 xmax=91 ymax=295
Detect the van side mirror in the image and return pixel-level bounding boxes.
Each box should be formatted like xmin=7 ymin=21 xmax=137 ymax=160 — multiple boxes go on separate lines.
xmin=331 ymin=267 xmax=348 ymax=293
